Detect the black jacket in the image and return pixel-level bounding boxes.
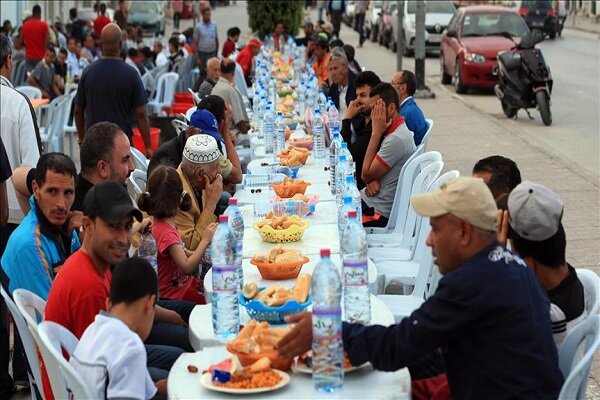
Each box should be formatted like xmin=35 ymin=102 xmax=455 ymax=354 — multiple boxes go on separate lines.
xmin=328 ymin=70 xmax=357 ymax=112
xmin=340 ymin=116 xmax=371 ymax=190
xmin=147 ymin=132 xmax=187 ymax=179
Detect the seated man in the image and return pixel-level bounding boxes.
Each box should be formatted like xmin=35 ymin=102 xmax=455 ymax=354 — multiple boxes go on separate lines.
xmin=27 ymin=46 xmax=60 ymax=99
xmin=278 ymin=177 xmax=564 ymax=399
xmin=391 ymin=70 xmax=428 ymax=146
xmin=194 ymin=57 xmax=219 ymax=97
xmin=1 ymin=153 xmax=80 ymax=299
xmin=210 ymin=58 xmax=249 ymax=141
xmin=504 ymin=181 xmax=587 ymax=348
xmin=327 ymin=46 xmax=356 ymax=119
xmin=360 ymin=83 xmax=416 ymax=227
xmin=340 ymin=71 xmax=381 ymax=190
xmin=236 ymin=38 xmax=261 ymax=85
xmin=472 ymin=155 xmax=522 ymax=208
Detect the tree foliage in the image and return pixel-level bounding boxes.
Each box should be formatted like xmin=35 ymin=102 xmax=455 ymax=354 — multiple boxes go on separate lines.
xmin=247 ymin=0 xmax=304 ymax=38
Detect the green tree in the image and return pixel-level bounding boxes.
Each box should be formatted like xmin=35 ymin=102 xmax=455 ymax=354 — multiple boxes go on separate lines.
xmin=247 ymin=0 xmax=304 ymax=38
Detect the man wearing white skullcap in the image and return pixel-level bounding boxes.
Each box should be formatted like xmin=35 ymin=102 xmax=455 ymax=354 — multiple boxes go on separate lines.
xmin=175 ymin=134 xmax=223 ymax=250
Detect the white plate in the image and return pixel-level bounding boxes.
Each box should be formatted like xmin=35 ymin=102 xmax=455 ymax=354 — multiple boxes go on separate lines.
xmin=292 ymin=359 xmax=369 ymax=374
xmin=199 ymin=369 xmax=290 ymax=394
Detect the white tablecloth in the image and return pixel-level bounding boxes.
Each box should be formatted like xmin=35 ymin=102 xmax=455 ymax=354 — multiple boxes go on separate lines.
xmin=167 ymin=346 xmax=411 ymax=399
xmin=234 ymin=182 xmax=334 ymax=205
xmin=247 ymin=158 xmax=333 ymax=185
xmin=203 ymin=255 xmax=379 ymax=302
xmin=188 ymin=294 xmax=395 ymax=351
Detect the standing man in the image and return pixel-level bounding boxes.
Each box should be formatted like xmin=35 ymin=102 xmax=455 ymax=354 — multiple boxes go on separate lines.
xmin=27 ymin=46 xmax=60 ymax=99
xmin=327 ymin=47 xmax=356 ymax=120
xmin=211 ymin=58 xmax=249 ymax=140
xmin=391 ymin=70 xmax=428 ymax=146
xmin=74 ymin=24 xmax=153 ymax=157
xmin=172 ymin=0 xmax=184 ymax=30
xmin=114 ymin=0 xmax=129 ymax=30
xmin=194 ymin=57 xmax=219 ymax=98
xmin=193 ymin=6 xmax=218 ymax=79
xmin=326 ymin=0 xmax=347 ymax=39
xmin=20 ymin=4 xmax=48 ymax=72
xmin=354 ymin=0 xmax=367 ymax=48
xmin=94 ymin=3 xmax=112 ymax=35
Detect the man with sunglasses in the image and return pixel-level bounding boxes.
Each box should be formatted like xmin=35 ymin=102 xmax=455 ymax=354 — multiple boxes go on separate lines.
xmin=391 ymin=70 xmax=428 ymax=146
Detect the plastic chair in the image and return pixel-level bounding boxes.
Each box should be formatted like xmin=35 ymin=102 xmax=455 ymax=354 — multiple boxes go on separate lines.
xmin=130 ymin=146 xmax=149 ymax=174
xmin=421 ymin=119 xmax=434 ymax=149
xmin=62 ymin=90 xmax=78 ymax=158
xmin=37 ymin=321 xmax=94 ymax=399
xmin=1 ymin=288 xmax=43 ymax=399
xmin=367 ymin=159 xmax=444 ymax=261
xmin=234 ymin=62 xmax=251 ymax=100
xmin=130 ymin=169 xmax=147 ymax=192
xmin=558 ymin=315 xmax=600 ymax=400
xmin=172 ymin=118 xmax=189 ymax=135
xmin=39 ymin=94 xmax=70 ymax=153
xmin=11 ymin=59 xmax=26 ymax=87
xmin=575 ymin=269 xmax=599 ymax=316
xmin=147 ymin=72 xmax=179 ymax=115
xmin=15 ymin=85 xmax=42 ymax=100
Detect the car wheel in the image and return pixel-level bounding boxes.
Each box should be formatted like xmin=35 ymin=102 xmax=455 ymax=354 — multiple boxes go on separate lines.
xmin=440 ymin=54 xmax=452 ymax=84
xmin=453 ymin=60 xmax=468 ymax=94
xmin=536 ymin=91 xmax=552 ymax=126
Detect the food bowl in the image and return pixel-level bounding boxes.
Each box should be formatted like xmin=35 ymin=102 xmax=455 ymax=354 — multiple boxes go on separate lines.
xmin=253 ymin=220 xmax=309 ymax=243
xmin=270 ymin=181 xmax=311 ymax=198
xmin=240 ymin=292 xmax=312 ymax=324
xmin=226 ymin=343 xmax=294 ymax=371
xmin=278 ymin=150 xmax=310 ymax=166
xmin=249 ymin=256 xmax=310 ymax=280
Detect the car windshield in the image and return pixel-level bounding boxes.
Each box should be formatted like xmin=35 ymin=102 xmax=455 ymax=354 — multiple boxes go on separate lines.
xmin=521 ymin=0 xmax=553 ymax=11
xmin=407 ymin=0 xmax=454 ymax=14
xmin=130 ymin=2 xmax=157 ymax=13
xmin=462 ymin=13 xmax=529 ymax=37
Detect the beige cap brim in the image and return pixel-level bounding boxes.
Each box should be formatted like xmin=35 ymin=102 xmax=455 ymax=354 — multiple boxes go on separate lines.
xmin=411 ymin=192 xmax=449 ymax=217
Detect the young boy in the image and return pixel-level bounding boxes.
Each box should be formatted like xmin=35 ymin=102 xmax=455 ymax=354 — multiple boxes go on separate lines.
xmin=69 ymin=258 xmax=164 ymax=399
xmin=222 ymin=27 xmax=240 ymax=58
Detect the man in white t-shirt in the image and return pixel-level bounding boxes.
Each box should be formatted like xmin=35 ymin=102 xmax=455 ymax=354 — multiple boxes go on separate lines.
xmin=70 ymin=257 xmax=164 ymax=399
xmin=361 ymin=83 xmax=416 ymax=227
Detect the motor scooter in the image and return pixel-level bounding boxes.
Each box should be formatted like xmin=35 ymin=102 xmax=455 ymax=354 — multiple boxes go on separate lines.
xmin=494 ymin=30 xmax=553 ymax=126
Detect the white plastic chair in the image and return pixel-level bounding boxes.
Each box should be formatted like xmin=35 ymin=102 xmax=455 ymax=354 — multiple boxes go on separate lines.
xmin=39 ymin=94 xmax=70 ymax=153
xmin=61 ymin=90 xmax=78 ymax=158
xmin=11 ymin=59 xmax=26 ymax=87
xmin=13 ymin=288 xmax=46 ymax=343
xmin=37 ymin=321 xmax=94 ymax=399
xmin=172 ymin=118 xmax=189 ymax=135
xmin=1 ymin=288 xmax=43 ymax=399
xmin=127 ymin=169 xmax=145 ymax=201
xmin=421 ymin=119 xmax=434 ymax=149
xmin=147 ymin=72 xmax=179 ymax=115
xmin=575 ymin=269 xmax=600 ymax=316
xmin=15 ymin=85 xmax=42 ymax=100
xmin=130 ymin=146 xmax=149 ymax=174
xmin=558 ymin=315 xmax=600 ymax=400
xmin=130 ymin=168 xmax=147 ymax=192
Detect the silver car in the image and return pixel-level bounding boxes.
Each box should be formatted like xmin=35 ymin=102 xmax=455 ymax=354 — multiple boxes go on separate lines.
xmin=128 ymin=1 xmax=166 ymax=37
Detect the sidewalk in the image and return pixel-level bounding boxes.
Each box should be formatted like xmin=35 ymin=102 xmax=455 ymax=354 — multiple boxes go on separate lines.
xmin=565 ymin=13 xmax=600 ymax=34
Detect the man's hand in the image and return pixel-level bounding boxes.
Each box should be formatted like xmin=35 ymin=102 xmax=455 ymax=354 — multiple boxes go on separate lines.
xmin=66 ymin=211 xmax=83 ymax=233
xmin=225 ymin=101 xmax=233 ymax=126
xmin=204 ymin=174 xmax=223 ymax=211
xmin=365 ymin=180 xmax=381 ymax=197
xmin=497 ymin=209 xmax=509 ymax=246
xmin=370 ymin=99 xmax=389 ymax=138
xmin=344 ymin=99 xmax=363 ymax=120
xmin=159 ymin=308 xmax=187 ymax=327
xmin=277 ymin=312 xmax=313 ymax=359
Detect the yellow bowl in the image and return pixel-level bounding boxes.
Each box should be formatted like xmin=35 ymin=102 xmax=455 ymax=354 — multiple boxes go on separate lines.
xmin=253 ymin=220 xmax=310 ymax=243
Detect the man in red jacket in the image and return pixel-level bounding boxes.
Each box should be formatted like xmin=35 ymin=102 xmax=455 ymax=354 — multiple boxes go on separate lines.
xmin=20 ymin=5 xmax=48 ymax=72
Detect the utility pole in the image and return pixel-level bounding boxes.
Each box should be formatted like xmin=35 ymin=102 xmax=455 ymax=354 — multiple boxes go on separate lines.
xmin=396 ymin=0 xmax=405 ymax=71
xmin=414 ymin=0 xmax=435 ymax=99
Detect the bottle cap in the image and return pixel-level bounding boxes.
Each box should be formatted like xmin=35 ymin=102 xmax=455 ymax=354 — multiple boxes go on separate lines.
xmin=219 ymin=215 xmax=229 ymax=223
xmin=277 ymin=111 xmax=283 ymax=116
xmin=348 ymin=210 xmax=357 ymax=218
xmin=228 ymin=198 xmax=238 ymax=205
xmin=320 ymin=248 xmax=331 ymax=257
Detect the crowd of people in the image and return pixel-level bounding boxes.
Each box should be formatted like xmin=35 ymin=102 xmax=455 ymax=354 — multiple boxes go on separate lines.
xmin=0 ymin=1 xmax=592 ymax=400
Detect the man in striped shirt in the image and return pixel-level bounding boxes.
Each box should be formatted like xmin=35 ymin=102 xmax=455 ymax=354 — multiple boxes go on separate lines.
xmin=193 ymin=6 xmax=218 ymax=80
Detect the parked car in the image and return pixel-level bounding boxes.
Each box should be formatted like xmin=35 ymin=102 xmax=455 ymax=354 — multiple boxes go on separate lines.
xmin=440 ymin=5 xmax=529 ymax=93
xmin=128 ymin=1 xmax=166 ymax=37
xmin=365 ymin=0 xmax=384 ymax=42
xmin=343 ymin=1 xmax=356 ymax=27
xmin=376 ymin=1 xmax=398 ymax=47
xmin=518 ymin=0 xmax=558 ymax=39
xmin=390 ymin=0 xmax=456 ymax=56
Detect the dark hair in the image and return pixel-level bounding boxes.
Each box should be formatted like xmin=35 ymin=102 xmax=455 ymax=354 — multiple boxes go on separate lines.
xmin=330 ymin=38 xmax=344 ymax=48
xmin=68 ymin=36 xmax=78 ymax=44
xmin=32 ymin=5 xmax=42 ymax=17
xmin=0 ymin=33 xmax=11 ymax=68
xmin=369 ymin=82 xmax=400 ymax=109
xmin=46 ymin=44 xmax=55 ymax=53
xmin=100 ymin=3 xmax=107 ymax=13
xmin=355 ymin=70 xmax=381 ymax=89
xmin=401 ymin=70 xmax=417 ymax=96
xmin=59 ymin=48 xmax=68 ymax=56
xmin=220 ymin=58 xmax=236 ymax=75
xmin=473 ymin=155 xmax=522 ymax=199
xmin=274 ymin=21 xmax=285 ymax=28
xmin=140 ymin=47 xmax=153 ymax=58
xmin=227 ymin=27 xmax=241 ymax=38
xmin=34 ymin=153 xmax=77 ymax=186
xmin=342 ymin=44 xmax=355 ymax=62
xmin=201 ymin=6 xmax=211 ymax=14
xmin=137 ymin=165 xmax=191 ymax=219
xmin=69 ymin=8 xmax=77 ymax=19
xmin=168 ymin=36 xmax=180 ymax=48
xmin=198 ymin=95 xmax=225 ymax=124
xmin=127 ymin=47 xmax=138 ymax=57
xmin=109 ymin=257 xmax=158 ymax=305
xmin=510 ymin=223 xmax=566 ymax=268
xmin=80 ymin=122 xmax=126 ymax=176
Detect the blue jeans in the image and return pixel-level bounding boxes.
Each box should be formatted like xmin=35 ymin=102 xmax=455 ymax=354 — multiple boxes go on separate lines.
xmin=146 ymin=299 xmax=195 ymax=352
xmin=145 ymin=344 xmax=184 ymax=381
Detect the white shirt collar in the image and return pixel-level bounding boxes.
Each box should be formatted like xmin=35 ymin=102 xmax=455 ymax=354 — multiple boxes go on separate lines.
xmin=0 ymin=75 xmax=13 ymax=88
xmin=400 ymin=96 xmax=413 ymax=108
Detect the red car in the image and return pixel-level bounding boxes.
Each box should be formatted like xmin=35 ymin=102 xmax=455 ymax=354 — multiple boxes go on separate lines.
xmin=440 ymin=6 xmax=529 ymax=93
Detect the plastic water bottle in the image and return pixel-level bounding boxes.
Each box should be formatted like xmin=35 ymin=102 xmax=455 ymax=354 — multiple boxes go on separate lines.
xmin=338 ymin=196 xmax=353 ymax=236
xmin=264 ymin=103 xmax=275 ymax=154
xmin=313 ymin=110 xmax=326 ymax=163
xmin=257 ymin=95 xmax=267 ymax=138
xmin=224 ymin=198 xmax=244 ymax=286
xmin=312 ymin=248 xmax=344 ymax=393
xmin=138 ymin=228 xmax=158 ymax=275
xmin=338 ymin=142 xmax=355 ymax=179
xmin=211 ymin=215 xmax=241 ymax=341
xmin=274 ymin=112 xmax=286 ymax=155
xmin=345 ymin=175 xmax=363 ymax=222
xmin=341 ymin=210 xmax=371 ymax=324
xmin=318 ymin=90 xmax=328 ymax=114
xmin=298 ymin=83 xmax=306 ymax=119
xmin=328 ymin=100 xmax=340 ymax=132
xmin=335 ymin=154 xmax=349 ymax=205
xmin=272 ymin=200 xmax=315 ymax=218
xmin=329 ymin=132 xmax=342 ymax=194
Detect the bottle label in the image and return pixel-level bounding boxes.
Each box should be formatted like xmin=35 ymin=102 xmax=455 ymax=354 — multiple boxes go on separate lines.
xmin=213 ymin=264 xmax=239 ymax=292
xmin=343 ymin=259 xmax=369 ymax=287
xmin=312 ymin=307 xmax=342 ymax=340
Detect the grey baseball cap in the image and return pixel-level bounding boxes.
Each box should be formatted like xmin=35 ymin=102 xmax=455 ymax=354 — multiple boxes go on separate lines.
xmin=507 ymin=181 xmax=563 ymax=241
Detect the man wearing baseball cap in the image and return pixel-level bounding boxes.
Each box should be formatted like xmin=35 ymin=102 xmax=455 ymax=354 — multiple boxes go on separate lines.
xmin=278 ymin=177 xmax=563 ymax=399
xmin=506 ymin=181 xmax=587 ymax=348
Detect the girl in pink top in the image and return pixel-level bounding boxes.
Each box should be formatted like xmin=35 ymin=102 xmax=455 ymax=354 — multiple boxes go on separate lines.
xmin=138 ymin=165 xmax=217 ymax=303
